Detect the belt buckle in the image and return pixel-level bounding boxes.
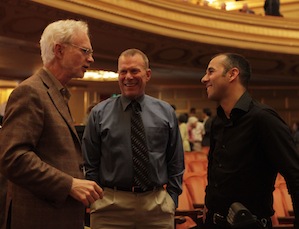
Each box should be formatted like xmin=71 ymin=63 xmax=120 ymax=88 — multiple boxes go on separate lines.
xmin=213 ymin=213 xmax=225 ymax=225
xmin=260 ymin=218 xmax=268 ymax=228
xmin=132 ymin=186 xmax=141 ymax=192
xmin=132 ymin=186 xmax=158 ymax=193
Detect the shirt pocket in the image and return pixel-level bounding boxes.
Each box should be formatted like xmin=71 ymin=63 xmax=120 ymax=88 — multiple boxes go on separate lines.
xmin=146 ymin=127 xmax=169 ymax=153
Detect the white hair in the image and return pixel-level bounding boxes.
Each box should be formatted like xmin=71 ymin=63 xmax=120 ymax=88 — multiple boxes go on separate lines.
xmin=188 ymin=116 xmax=198 ymax=124
xmin=40 ymin=19 xmax=89 ymax=65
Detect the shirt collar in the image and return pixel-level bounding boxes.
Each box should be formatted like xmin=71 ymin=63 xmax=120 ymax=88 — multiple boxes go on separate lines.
xmin=120 ymin=95 xmax=145 ymax=111
xmin=43 ymin=67 xmax=63 ymax=91
xmin=233 ymin=91 xmax=252 ymax=112
xmin=217 ymin=91 xmax=252 ymax=122
xmin=43 ymin=67 xmax=71 ymax=101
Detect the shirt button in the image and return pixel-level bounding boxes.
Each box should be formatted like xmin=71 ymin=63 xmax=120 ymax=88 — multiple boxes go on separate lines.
xmin=79 ymin=164 xmax=84 ymax=172
xmin=214 ymin=183 xmax=218 ymax=188
xmin=218 ymin=164 xmax=222 ymax=168
xmin=222 ymin=145 xmax=225 ymax=149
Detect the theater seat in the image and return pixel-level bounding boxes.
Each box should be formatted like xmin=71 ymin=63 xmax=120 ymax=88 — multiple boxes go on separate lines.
xmin=175 ymin=182 xmax=203 ymax=228
xmin=272 ymin=183 xmax=294 ymax=227
xmin=184 ymin=171 xmax=207 ymax=209
xmin=187 ymin=159 xmax=208 ymax=173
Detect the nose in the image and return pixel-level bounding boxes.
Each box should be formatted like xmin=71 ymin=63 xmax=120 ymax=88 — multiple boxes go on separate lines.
xmin=88 ymin=55 xmax=94 ymax=63
xmin=124 ymin=72 xmax=133 ymax=79
xmin=201 ymin=74 xmax=208 ymax=84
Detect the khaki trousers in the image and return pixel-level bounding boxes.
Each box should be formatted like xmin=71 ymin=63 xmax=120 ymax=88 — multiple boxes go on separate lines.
xmin=90 ymin=188 xmax=175 ymax=229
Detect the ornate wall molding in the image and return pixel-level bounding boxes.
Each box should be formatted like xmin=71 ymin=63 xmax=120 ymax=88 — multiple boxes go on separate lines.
xmin=32 ymin=0 xmax=299 ymax=54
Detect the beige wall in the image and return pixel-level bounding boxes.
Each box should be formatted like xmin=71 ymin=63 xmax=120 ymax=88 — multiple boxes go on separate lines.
xmin=68 ymin=84 xmax=299 ymax=127
xmin=1 ymin=80 xmax=299 ymax=126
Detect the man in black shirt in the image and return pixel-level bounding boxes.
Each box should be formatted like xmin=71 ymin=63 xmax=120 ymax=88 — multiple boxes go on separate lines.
xmin=201 ymin=53 xmax=299 ymax=228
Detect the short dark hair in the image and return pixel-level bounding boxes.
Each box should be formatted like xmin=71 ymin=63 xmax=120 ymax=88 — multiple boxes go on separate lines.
xmin=178 ymin=113 xmax=188 ymax=123
xmin=216 ymin=53 xmax=251 ymax=88
xmin=190 ymin=107 xmax=196 ymax=113
xmin=203 ymin=108 xmax=212 ymax=117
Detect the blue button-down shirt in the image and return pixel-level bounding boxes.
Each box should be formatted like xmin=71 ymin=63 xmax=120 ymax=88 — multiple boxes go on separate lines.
xmin=82 ymin=94 xmax=184 ymax=207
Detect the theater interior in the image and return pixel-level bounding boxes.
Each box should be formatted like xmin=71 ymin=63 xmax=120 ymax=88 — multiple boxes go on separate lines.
xmin=1 ymin=1 xmax=299 ymax=228
xmin=1 ymin=0 xmax=299 ymax=125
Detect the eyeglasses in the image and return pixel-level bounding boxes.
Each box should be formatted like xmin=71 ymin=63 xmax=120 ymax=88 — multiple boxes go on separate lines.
xmin=68 ymin=43 xmax=93 ymax=56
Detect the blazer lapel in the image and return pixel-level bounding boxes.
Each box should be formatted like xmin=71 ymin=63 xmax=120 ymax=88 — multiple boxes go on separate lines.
xmin=39 ymin=70 xmax=80 ymax=142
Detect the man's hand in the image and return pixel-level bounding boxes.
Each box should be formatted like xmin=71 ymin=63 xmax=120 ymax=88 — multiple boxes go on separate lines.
xmin=69 ymin=178 xmax=104 ymax=206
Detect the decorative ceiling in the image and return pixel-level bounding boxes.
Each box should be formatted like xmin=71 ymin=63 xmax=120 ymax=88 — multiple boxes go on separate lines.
xmin=1 ymin=0 xmax=299 ymax=89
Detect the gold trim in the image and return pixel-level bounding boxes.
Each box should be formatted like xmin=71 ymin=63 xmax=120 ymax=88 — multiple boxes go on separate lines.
xmin=32 ymin=0 xmax=299 ymax=54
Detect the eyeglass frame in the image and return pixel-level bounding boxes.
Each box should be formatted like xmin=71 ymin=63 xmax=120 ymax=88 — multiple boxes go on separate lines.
xmin=66 ymin=43 xmax=93 ymax=56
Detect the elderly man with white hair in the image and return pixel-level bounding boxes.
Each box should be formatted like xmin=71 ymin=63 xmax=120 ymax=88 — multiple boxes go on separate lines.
xmin=188 ymin=116 xmax=205 ymax=151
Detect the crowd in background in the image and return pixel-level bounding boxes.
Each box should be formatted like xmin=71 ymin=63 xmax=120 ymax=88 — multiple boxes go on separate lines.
xmin=175 ymin=105 xmax=299 ymax=154
xmin=177 ymin=107 xmax=212 ymax=152
xmin=182 ymin=0 xmax=282 ymax=17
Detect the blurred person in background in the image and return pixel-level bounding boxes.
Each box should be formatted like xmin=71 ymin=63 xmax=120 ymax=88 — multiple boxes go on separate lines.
xmin=0 ymin=101 xmax=6 ymax=127
xmin=239 ymin=3 xmax=255 ymax=14
xmin=292 ymin=122 xmax=299 ymax=153
xmin=188 ymin=116 xmax=205 ymax=151
xmin=264 ymin=0 xmax=282 ymax=16
xmin=179 ymin=113 xmax=191 ymax=152
xmin=220 ymin=2 xmax=227 ymax=11
xmin=202 ymin=108 xmax=212 ymax=147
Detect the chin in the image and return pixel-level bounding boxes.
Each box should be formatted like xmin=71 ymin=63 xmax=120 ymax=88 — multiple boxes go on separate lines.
xmin=76 ymin=75 xmax=84 ymax=79
xmin=207 ymin=93 xmax=215 ymax=100
xmin=126 ymin=94 xmax=137 ymax=100
xmin=124 ymin=92 xmax=138 ymax=99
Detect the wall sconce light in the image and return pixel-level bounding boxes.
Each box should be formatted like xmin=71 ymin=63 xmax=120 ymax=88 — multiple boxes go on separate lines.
xmin=83 ymin=70 xmax=118 ymax=81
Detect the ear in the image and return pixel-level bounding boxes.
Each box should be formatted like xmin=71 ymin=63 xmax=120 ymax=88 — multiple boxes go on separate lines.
xmin=146 ymin=68 xmax=152 ymax=82
xmin=228 ymin=67 xmax=239 ymax=82
xmin=53 ymin=43 xmax=64 ymax=59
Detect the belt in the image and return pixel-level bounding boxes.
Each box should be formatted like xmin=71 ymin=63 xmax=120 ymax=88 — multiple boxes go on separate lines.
xmin=211 ymin=212 xmax=270 ymax=228
xmin=213 ymin=213 xmax=228 ymax=227
xmin=107 ymin=186 xmax=162 ymax=193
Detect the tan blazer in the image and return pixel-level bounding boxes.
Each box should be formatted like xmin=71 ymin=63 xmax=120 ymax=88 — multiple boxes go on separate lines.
xmin=0 ymin=69 xmax=85 ymax=229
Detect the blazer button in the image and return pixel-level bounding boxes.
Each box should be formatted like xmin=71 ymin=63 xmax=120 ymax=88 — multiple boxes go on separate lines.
xmin=79 ymin=164 xmax=84 ymax=172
